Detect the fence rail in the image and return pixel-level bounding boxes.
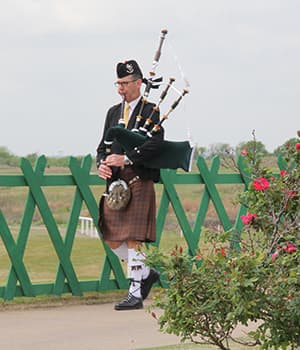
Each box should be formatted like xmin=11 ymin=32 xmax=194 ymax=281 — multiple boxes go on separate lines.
xmin=79 ymin=216 xmax=98 ymax=238
xmin=0 ymin=154 xmax=284 ymax=300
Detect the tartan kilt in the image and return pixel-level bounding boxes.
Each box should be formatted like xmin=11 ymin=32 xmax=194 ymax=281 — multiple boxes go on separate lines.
xmin=98 ymin=167 xmax=156 ymax=243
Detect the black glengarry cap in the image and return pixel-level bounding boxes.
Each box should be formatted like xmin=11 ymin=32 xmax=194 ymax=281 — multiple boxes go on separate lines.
xmin=116 ymin=60 xmax=143 ymax=79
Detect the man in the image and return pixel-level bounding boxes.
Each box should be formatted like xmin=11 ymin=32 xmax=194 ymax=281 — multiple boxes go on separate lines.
xmin=96 ymin=60 xmax=161 ymax=310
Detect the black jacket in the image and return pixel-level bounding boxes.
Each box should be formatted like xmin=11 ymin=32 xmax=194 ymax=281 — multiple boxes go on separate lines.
xmin=96 ymin=98 xmax=164 ymax=183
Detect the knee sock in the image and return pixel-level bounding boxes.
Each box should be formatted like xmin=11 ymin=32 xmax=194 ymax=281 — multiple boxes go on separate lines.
xmin=132 ymin=248 xmax=150 ymax=280
xmin=128 ymin=248 xmax=151 ymax=297
xmin=142 ymin=263 xmax=150 ymax=280
xmin=128 ymin=248 xmax=144 ymax=298
xmin=111 ymin=242 xmax=128 ymax=262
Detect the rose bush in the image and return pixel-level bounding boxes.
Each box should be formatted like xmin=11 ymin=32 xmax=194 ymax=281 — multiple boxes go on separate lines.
xmin=146 ymin=131 xmax=300 ymax=350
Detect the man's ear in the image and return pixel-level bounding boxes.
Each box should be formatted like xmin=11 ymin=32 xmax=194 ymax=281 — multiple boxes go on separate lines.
xmin=137 ymin=79 xmax=142 ymax=88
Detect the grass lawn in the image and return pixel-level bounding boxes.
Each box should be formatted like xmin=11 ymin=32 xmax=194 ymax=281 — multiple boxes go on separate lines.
xmin=0 ymin=226 xmax=188 ymax=287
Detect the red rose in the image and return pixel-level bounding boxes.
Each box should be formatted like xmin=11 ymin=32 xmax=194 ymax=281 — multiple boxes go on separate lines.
xmin=287 ymin=243 xmax=297 ymax=253
xmin=215 ymin=247 xmax=227 ymax=257
xmin=241 ymin=213 xmax=257 ymax=225
xmin=296 ymin=143 xmax=300 ymax=150
xmin=272 ymin=251 xmax=279 ymax=262
xmin=220 ymin=248 xmax=226 ymax=257
xmin=287 ymin=190 xmax=298 ymax=198
xmin=252 ymin=177 xmax=270 ymax=191
xmin=283 ymin=243 xmax=297 ymax=253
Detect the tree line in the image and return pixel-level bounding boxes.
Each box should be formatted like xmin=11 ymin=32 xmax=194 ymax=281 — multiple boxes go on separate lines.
xmin=191 ymin=137 xmax=297 ymax=161
xmin=0 ymin=147 xmax=84 ymax=168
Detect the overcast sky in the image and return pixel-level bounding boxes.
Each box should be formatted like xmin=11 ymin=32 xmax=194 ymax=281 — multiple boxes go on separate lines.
xmin=1 ymin=0 xmax=299 ymax=157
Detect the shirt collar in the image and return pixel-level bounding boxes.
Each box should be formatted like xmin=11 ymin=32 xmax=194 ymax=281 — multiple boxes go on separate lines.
xmin=127 ymin=96 xmax=141 ymax=116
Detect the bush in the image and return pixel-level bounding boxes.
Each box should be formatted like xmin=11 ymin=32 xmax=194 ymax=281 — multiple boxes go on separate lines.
xmin=147 ymin=131 xmax=300 ymax=350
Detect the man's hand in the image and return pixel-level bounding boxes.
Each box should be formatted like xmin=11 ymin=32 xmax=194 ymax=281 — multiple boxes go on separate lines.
xmin=105 ymin=154 xmax=126 ymax=167
xmin=97 ymin=155 xmax=126 ymax=179
xmin=97 ymin=161 xmax=112 ymax=179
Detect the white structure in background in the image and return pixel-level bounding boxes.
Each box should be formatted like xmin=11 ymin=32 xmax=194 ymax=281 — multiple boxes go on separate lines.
xmin=78 ymin=216 xmax=98 ymax=238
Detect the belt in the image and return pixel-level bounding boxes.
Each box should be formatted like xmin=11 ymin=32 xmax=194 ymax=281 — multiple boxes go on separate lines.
xmin=128 ymin=175 xmax=140 ymax=186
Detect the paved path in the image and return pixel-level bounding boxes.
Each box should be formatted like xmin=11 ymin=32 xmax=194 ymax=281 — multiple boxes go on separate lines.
xmin=0 ymin=301 xmax=182 ymax=350
xmin=0 ymin=300 xmax=259 ymax=350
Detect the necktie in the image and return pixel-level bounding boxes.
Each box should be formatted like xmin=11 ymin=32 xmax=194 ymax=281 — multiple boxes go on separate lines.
xmin=123 ymin=102 xmax=130 ymax=128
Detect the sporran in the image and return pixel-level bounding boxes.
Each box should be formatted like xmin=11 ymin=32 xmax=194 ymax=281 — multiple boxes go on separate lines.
xmin=105 ymin=179 xmax=131 ymax=210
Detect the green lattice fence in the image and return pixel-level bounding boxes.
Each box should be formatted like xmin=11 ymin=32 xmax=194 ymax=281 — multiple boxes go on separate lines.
xmin=0 ymin=154 xmax=284 ymax=300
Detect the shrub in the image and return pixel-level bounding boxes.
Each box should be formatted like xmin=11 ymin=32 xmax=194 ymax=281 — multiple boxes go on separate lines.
xmin=147 ymin=131 xmax=300 ymax=350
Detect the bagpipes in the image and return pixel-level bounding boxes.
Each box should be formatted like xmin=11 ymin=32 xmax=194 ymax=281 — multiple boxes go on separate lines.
xmin=104 ymin=29 xmax=194 ymax=172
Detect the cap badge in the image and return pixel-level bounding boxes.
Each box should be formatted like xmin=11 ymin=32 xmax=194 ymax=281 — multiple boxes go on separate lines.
xmin=125 ymin=63 xmax=134 ymax=74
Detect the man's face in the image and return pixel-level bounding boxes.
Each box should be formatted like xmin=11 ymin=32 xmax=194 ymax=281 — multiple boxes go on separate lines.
xmin=115 ymin=75 xmax=142 ymax=102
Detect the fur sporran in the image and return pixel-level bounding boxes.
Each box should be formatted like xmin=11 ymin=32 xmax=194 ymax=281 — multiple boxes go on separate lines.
xmin=105 ymin=179 xmax=131 ymax=210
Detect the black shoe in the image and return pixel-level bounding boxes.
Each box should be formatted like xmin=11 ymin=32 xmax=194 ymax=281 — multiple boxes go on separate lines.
xmin=141 ymin=268 xmax=160 ymax=300
xmin=114 ymin=293 xmax=143 ymax=311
